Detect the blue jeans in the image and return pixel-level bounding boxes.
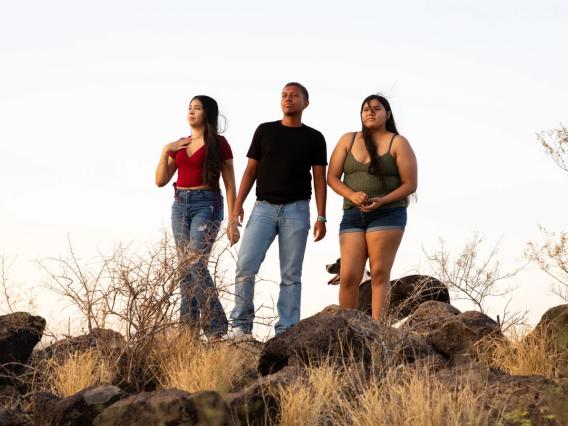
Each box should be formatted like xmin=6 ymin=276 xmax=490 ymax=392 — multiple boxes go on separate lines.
xmin=230 ymin=200 xmax=310 ymax=335
xmin=171 ymin=189 xmax=228 ymax=338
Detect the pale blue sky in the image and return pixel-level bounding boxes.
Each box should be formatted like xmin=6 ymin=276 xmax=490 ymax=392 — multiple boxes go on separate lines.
xmin=1 ymin=1 xmax=567 ymax=335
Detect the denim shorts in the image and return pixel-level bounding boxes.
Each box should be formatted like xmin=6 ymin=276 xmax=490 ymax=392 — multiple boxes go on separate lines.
xmin=339 ymin=207 xmax=407 ymax=234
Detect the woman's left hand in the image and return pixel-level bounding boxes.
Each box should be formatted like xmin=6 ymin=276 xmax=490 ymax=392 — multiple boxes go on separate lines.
xmin=360 ymin=197 xmax=383 ymax=212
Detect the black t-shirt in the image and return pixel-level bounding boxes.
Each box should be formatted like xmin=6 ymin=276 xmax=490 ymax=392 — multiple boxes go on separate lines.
xmin=247 ymin=121 xmax=327 ymax=204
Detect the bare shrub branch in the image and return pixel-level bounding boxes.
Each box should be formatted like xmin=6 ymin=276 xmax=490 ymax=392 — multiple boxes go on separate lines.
xmin=37 ymin=227 xmax=280 ymax=389
xmin=526 ymin=227 xmax=568 ymax=302
xmin=538 ymin=124 xmax=568 ymax=172
xmin=424 ymin=234 xmax=520 ymax=314
xmin=1 ymin=255 xmax=37 ymax=315
xmin=496 ymin=298 xmax=529 ymax=334
xmin=1 ymin=256 xmax=16 ymax=314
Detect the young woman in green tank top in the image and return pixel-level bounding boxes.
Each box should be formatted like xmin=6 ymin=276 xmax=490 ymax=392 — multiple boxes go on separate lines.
xmin=327 ymin=94 xmax=418 ymax=321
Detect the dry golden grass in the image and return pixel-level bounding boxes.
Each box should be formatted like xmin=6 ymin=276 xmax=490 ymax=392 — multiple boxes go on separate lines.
xmin=153 ymin=330 xmax=257 ymax=394
xmin=473 ymin=326 xmax=562 ymax=377
xmin=348 ymin=368 xmax=488 ymax=426
xmin=277 ymin=364 xmax=491 ymax=426
xmin=45 ymin=349 xmax=115 ymax=397
xmin=277 ymin=362 xmax=346 ymax=426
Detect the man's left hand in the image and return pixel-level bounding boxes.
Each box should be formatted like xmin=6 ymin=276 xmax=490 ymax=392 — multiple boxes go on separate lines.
xmin=313 ymin=221 xmax=326 ymax=242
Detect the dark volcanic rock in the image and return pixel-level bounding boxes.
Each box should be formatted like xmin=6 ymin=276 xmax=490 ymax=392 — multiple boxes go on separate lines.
xmin=258 ymin=305 xmax=441 ymax=376
xmin=226 ymin=366 xmax=298 ymax=426
xmin=532 ymin=304 xmax=568 ymax=348
xmin=34 ymin=328 xmax=125 ymax=362
xmin=32 ymin=385 xmax=125 ymax=426
xmin=258 ymin=305 xmax=383 ymax=376
xmin=403 ymin=300 xmax=461 ymax=332
xmin=531 ymin=304 xmax=568 ymax=377
xmin=437 ymin=362 xmax=568 ymax=425
xmin=404 ymin=302 xmax=503 ymax=359
xmin=358 ymin=274 xmax=450 ymax=319
xmin=0 ymin=312 xmax=45 ymax=366
xmin=93 ymin=389 xmax=231 ymax=426
xmin=0 ymin=407 xmax=29 ymax=426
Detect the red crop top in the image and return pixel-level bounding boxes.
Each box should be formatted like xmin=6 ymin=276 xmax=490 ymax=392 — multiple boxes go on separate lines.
xmin=169 ymin=135 xmax=233 ymax=187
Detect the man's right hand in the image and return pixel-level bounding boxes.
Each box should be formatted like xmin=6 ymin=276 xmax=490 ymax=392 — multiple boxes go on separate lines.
xmin=231 ymin=206 xmax=245 ymax=226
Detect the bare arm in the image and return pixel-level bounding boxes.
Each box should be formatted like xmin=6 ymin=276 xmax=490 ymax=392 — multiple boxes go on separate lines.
xmin=155 ymin=149 xmax=177 ymax=187
xmin=221 ymin=159 xmax=240 ymax=245
xmin=155 ymin=138 xmax=191 ymax=187
xmin=312 ymin=165 xmax=327 ymax=242
xmin=221 ymin=159 xmax=237 ymax=218
xmin=327 ymin=133 xmax=369 ymax=207
xmin=231 ymin=158 xmax=258 ymax=225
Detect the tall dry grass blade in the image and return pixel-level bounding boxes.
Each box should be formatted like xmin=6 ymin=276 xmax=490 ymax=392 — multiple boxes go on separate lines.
xmin=277 ymin=362 xmax=347 ymax=426
xmin=473 ymin=326 xmax=563 ymax=377
xmin=153 ymin=330 xmax=257 ymax=394
xmin=347 ymin=367 xmax=489 ymax=426
xmin=45 ymin=349 xmax=114 ymax=397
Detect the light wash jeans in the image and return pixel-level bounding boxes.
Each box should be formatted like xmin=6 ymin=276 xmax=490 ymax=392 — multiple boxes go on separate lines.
xmin=171 ymin=189 xmax=228 ymax=338
xmin=230 ymin=200 xmax=310 ymax=335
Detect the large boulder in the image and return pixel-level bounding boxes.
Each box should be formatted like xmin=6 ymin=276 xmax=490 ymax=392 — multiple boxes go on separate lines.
xmin=531 ymin=304 xmax=568 ymax=348
xmin=403 ymin=302 xmax=503 ymax=359
xmin=93 ymin=389 xmax=231 ymax=426
xmin=0 ymin=312 xmax=45 ymax=386
xmin=530 ymin=304 xmax=568 ymax=377
xmin=358 ymin=275 xmax=450 ymax=320
xmin=258 ymin=305 xmax=382 ymax=376
xmin=0 ymin=312 xmax=45 ymax=366
xmin=258 ymin=305 xmax=440 ymax=376
xmin=32 ymin=385 xmax=125 ymax=426
xmin=31 ymin=328 xmax=126 ymax=388
xmin=33 ymin=328 xmax=125 ymax=362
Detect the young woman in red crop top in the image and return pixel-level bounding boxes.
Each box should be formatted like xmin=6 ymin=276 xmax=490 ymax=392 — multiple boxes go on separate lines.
xmin=155 ymin=95 xmax=239 ymax=341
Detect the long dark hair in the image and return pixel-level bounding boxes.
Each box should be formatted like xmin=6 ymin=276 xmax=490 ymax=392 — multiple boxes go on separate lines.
xmin=191 ymin=95 xmax=224 ymax=187
xmin=360 ymin=94 xmax=398 ymax=176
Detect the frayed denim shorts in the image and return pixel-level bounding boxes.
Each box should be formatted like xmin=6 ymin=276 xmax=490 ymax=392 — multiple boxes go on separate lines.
xmin=339 ymin=207 xmax=407 ymax=234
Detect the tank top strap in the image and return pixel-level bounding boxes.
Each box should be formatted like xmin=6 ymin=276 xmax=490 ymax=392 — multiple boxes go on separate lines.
xmin=348 ymin=132 xmax=357 ymax=153
xmin=387 ymin=133 xmax=398 ymax=153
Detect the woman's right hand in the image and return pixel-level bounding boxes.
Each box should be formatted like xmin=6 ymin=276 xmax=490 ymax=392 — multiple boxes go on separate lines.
xmin=164 ymin=137 xmax=191 ymax=153
xmin=348 ymin=191 xmax=369 ymax=207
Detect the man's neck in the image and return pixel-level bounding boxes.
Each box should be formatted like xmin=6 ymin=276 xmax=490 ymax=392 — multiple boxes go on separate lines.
xmin=281 ymin=115 xmax=303 ymax=127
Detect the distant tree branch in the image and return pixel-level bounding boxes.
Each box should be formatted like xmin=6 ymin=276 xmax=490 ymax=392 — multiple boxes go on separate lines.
xmin=538 ymin=124 xmax=568 ymax=172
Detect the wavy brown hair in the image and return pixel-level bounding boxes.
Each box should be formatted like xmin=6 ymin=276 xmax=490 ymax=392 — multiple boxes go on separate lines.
xmin=360 ymin=94 xmax=399 ymax=177
xmin=191 ymin=95 xmax=224 ymax=187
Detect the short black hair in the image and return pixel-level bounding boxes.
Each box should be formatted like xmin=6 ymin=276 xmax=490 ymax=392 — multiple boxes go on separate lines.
xmin=284 ymin=82 xmax=309 ymax=100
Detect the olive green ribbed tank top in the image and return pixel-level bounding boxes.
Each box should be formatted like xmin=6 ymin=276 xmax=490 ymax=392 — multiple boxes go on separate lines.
xmin=343 ymin=132 xmax=409 ymax=210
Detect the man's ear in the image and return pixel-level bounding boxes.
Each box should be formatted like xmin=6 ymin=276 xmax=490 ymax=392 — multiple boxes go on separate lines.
xmin=304 ymin=99 xmax=310 ymax=109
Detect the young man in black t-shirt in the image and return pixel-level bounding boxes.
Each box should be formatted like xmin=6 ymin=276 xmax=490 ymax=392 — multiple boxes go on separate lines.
xmin=227 ymin=82 xmax=327 ymax=337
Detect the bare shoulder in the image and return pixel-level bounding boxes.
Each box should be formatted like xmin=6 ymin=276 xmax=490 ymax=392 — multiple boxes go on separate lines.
xmin=337 ymin=131 xmax=358 ymax=148
xmin=393 ymin=134 xmax=410 ymax=145
xmin=392 ymin=134 xmax=413 ymax=150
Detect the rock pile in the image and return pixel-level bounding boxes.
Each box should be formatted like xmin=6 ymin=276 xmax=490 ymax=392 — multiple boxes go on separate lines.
xmin=1 ymin=303 xmax=568 ymax=425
